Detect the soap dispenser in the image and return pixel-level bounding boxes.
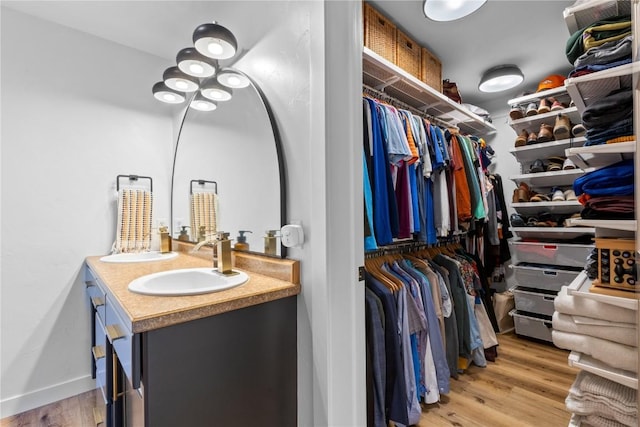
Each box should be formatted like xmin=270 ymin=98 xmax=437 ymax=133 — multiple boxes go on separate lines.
xmin=159 ymin=225 xmax=172 ymax=253
xmin=264 ymin=230 xmax=278 ymax=255
xmin=234 ymin=230 xmax=252 ymax=251
xmin=178 ymin=226 xmax=190 ymax=242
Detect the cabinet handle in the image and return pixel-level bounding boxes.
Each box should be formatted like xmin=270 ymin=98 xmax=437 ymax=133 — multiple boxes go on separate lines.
xmin=85 ymin=280 xmax=97 ymax=288
xmin=106 ymin=324 xmax=125 ymax=342
xmin=92 ymin=406 xmax=104 ymax=426
xmin=543 ymin=271 xmax=557 ymax=276
xmin=91 ymin=297 xmax=105 ymax=308
xmin=112 ymin=352 xmax=119 ymax=402
xmin=92 ymin=345 xmax=106 ymax=360
xmin=543 ymin=296 xmax=556 ymax=301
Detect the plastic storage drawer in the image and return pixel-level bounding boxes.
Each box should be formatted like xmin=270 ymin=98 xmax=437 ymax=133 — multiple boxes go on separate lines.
xmin=509 ymin=241 xmax=593 ymax=268
xmin=513 ymin=263 xmax=582 ymax=292
xmin=513 ymin=287 xmax=557 ymax=317
xmin=510 ymin=309 xmax=553 ymax=342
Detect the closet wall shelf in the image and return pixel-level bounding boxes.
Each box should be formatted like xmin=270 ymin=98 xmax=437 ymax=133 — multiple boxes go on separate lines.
xmin=362 ymin=47 xmax=496 ymax=136
xmin=568 ymin=351 xmax=638 ymax=390
xmin=563 ymin=0 xmax=632 ymax=35
xmin=565 ymin=141 xmax=636 ymax=170
xmin=567 ymin=271 xmax=638 ymax=310
xmin=508 ymin=86 xmax=571 ymax=106
xmin=565 ymin=218 xmax=637 ymax=232
xmin=510 ymin=169 xmax=586 ymax=188
xmin=509 ymin=107 xmax=581 ymax=135
xmin=510 ymin=137 xmax=587 ymax=164
xmin=512 ymin=201 xmax=583 ymax=215
xmin=510 ymin=227 xmax=595 ymax=240
xmin=565 ymin=62 xmax=640 ymax=115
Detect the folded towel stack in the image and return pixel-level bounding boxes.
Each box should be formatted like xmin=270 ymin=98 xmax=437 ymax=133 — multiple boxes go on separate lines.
xmin=566 ymin=371 xmax=637 ymax=427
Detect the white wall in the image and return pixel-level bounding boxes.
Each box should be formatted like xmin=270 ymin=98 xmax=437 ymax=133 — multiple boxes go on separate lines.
xmin=0 ymin=8 xmax=174 ymax=416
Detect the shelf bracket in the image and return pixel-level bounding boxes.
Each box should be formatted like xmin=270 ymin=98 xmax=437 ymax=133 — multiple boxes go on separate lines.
xmin=374 ymin=76 xmax=400 ymax=91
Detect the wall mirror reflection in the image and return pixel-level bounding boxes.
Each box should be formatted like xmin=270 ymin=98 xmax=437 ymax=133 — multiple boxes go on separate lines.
xmin=171 ymin=72 xmax=285 ymax=257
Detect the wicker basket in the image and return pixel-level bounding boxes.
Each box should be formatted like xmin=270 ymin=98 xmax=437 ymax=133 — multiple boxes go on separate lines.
xmin=421 ymin=47 xmax=442 ymax=92
xmin=364 ymin=3 xmax=396 ymax=63
xmin=396 ymin=30 xmax=421 ymax=80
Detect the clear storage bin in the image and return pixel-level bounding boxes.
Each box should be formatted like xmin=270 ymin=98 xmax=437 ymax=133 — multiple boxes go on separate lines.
xmin=509 ymin=240 xmax=593 ymax=268
xmin=513 ymin=287 xmax=557 ymax=317
xmin=513 ymin=263 xmax=582 ymax=292
xmin=510 ymin=309 xmax=553 ymax=342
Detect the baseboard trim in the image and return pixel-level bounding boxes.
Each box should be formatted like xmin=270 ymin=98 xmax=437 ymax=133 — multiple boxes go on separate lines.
xmin=0 ymin=375 xmax=95 ymax=418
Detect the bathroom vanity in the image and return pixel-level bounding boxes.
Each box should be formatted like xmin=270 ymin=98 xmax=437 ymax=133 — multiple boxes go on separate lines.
xmin=85 ymin=251 xmax=300 ymax=427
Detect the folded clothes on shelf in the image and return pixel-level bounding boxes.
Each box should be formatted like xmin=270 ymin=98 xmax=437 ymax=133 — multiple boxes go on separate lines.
xmin=552 ymin=330 xmax=637 ymax=373
xmin=573 ymin=35 xmax=633 ymax=69
xmin=582 ymin=88 xmax=633 ymax=130
xmin=573 ymin=159 xmax=634 ymax=198
xmin=554 ymin=286 xmax=636 ymax=324
xmin=552 ymin=312 xmax=637 ymax=347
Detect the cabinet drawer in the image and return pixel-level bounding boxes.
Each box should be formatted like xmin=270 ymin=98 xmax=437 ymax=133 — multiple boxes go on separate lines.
xmin=105 ymin=296 xmax=140 ymax=389
xmin=509 ymin=241 xmax=593 ymax=268
xmin=510 ymin=309 xmax=553 ymax=342
xmin=513 ymin=263 xmax=582 ymax=292
xmin=513 ymin=287 xmax=557 ymax=317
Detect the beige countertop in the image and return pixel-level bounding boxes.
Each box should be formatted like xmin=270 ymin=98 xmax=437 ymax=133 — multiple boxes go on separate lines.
xmin=85 ymin=251 xmax=300 ymax=333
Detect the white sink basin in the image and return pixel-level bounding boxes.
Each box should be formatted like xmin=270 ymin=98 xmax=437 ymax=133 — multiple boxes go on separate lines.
xmin=100 ymin=251 xmax=179 ymax=263
xmin=128 ymin=268 xmax=249 ymax=296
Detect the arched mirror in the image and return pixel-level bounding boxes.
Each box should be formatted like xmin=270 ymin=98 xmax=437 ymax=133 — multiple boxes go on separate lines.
xmin=171 ymin=70 xmax=286 ymax=257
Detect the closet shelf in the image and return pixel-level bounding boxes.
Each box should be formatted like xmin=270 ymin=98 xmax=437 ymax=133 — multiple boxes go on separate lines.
xmin=362 ymin=47 xmax=496 ymax=136
xmin=510 ymin=226 xmax=595 ymax=240
xmin=510 ymin=137 xmax=587 ymax=164
xmin=567 ymin=271 xmax=638 ymax=311
xmin=565 ymin=141 xmax=635 ymax=170
xmin=568 ymin=352 xmax=638 ymax=390
xmin=509 ymin=107 xmax=581 ymax=135
xmin=565 ymin=218 xmax=637 ymax=232
xmin=563 ymin=0 xmax=632 ymax=35
xmin=510 ymin=169 xmax=586 ymax=188
xmin=507 ymin=86 xmax=571 ymax=106
xmin=511 ymin=201 xmax=583 ymax=215
xmin=565 ymin=62 xmax=640 ymax=115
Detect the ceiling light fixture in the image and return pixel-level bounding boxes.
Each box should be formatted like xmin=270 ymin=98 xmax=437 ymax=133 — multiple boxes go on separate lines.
xmin=190 ymin=93 xmax=218 ymax=111
xmin=163 ymin=66 xmax=200 ymax=92
xmin=152 ymin=82 xmax=186 ymax=104
xmin=176 ymin=47 xmax=217 ymax=78
xmin=478 ymin=65 xmax=524 ymax=93
xmin=423 ymin=0 xmax=486 ymax=22
xmin=193 ymin=22 xmax=237 ymax=60
xmin=201 ymin=79 xmax=233 ymax=101
xmin=217 ymin=69 xmax=250 ymax=89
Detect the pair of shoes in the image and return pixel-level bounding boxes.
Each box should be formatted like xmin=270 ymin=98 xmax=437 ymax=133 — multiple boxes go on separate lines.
xmin=509 ymin=105 xmax=525 ymax=120
xmin=551 ymin=187 xmax=565 ymax=201
xmin=527 ymin=131 xmax=538 ymax=145
xmin=530 ymin=159 xmax=545 ymax=173
xmin=515 ymin=129 xmax=528 ymax=147
xmin=572 ymin=123 xmax=586 ymax=137
xmin=517 ymin=182 xmax=531 ymax=202
xmin=564 ymin=189 xmax=577 ymax=201
xmin=563 ymin=158 xmax=576 ymax=170
xmin=537 ymin=123 xmax=555 ymax=143
xmin=510 ymin=213 xmax=526 ymax=227
xmin=547 ymin=156 xmax=566 ymax=171
xmin=550 ymin=97 xmax=568 ymax=111
xmin=553 ymin=113 xmax=571 ymax=140
xmin=525 ymin=103 xmax=538 ymax=117
xmin=530 ymin=192 xmax=551 ymax=202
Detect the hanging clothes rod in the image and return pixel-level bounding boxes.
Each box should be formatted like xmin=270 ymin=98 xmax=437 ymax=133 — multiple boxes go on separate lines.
xmin=364 ymin=234 xmax=465 ymax=259
xmin=362 ymin=84 xmax=458 ymax=130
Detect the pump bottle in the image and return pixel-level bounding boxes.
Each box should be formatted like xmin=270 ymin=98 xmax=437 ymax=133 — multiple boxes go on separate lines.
xmin=234 ymin=230 xmax=252 ymax=251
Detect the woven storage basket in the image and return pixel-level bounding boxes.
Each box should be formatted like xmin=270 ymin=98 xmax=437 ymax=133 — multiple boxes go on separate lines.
xmin=421 ymin=47 xmax=443 ymax=92
xmin=364 ymin=3 xmax=396 ymax=63
xmin=396 ymin=29 xmax=421 ymax=79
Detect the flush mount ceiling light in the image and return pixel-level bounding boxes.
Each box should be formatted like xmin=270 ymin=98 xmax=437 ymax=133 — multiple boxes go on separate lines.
xmin=176 ymin=47 xmax=217 ymax=78
xmin=190 ymin=93 xmax=218 ymax=112
xmin=478 ymin=65 xmax=524 ymax=93
xmin=201 ymin=79 xmax=233 ymax=101
xmin=423 ymin=0 xmax=486 ymax=22
xmin=217 ymin=69 xmax=250 ymax=88
xmin=193 ymin=22 xmax=237 ymax=60
xmin=163 ymin=66 xmax=200 ymax=92
xmin=152 ymin=82 xmax=186 ymax=104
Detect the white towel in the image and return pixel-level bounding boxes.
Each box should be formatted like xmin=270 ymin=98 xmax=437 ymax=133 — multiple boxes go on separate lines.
xmin=552 ymin=330 xmax=637 ymax=373
xmin=554 ymin=286 xmax=636 ymax=324
xmin=552 ymin=312 xmax=637 ymax=347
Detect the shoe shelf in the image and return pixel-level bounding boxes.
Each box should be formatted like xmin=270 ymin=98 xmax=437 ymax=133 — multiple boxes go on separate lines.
xmin=510 ymin=137 xmax=587 ymax=164
xmin=362 ymin=47 xmax=496 ymax=136
xmin=508 ymin=106 xmax=581 ymax=135
xmin=565 ymin=140 xmax=636 ymax=170
xmin=565 ymin=218 xmax=637 ymax=232
xmin=565 ymin=62 xmax=640 ymax=115
xmin=510 ymin=226 xmax=595 ymax=240
xmin=510 ymin=169 xmax=586 ymax=188
xmin=563 ymin=0 xmax=632 ymax=35
xmin=508 ymin=86 xmax=571 ymax=107
xmin=512 ymin=201 xmax=583 ymax=216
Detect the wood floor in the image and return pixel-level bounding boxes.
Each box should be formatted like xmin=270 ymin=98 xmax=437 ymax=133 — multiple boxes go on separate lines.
xmin=1 ymin=332 xmax=577 ymax=427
